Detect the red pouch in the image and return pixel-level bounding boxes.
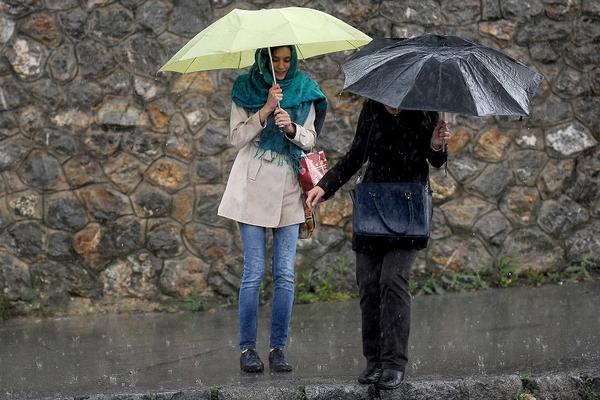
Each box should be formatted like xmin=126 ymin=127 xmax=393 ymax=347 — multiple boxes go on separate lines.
xmin=298 ymin=150 xmax=329 ymax=193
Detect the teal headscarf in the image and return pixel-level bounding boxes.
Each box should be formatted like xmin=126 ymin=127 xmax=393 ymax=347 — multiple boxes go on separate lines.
xmin=231 ymin=46 xmax=328 ymax=173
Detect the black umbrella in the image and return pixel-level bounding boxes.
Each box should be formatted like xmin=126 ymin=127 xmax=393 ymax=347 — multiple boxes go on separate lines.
xmin=342 ymin=34 xmax=543 ymax=116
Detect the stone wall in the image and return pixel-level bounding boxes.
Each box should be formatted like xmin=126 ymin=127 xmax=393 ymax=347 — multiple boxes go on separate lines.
xmin=0 ymin=0 xmax=598 ymax=315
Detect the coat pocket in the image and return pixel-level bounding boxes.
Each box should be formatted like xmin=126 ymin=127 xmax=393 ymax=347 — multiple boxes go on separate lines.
xmin=247 ymin=157 xmax=262 ymax=181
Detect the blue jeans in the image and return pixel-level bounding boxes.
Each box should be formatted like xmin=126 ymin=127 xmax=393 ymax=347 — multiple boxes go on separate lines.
xmin=238 ymin=222 xmax=299 ymax=350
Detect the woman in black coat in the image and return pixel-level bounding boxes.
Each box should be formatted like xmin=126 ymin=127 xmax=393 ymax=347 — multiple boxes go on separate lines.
xmin=306 ymin=99 xmax=452 ymax=389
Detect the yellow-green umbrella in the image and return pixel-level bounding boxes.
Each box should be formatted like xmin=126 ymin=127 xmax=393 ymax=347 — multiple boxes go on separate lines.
xmin=159 ymin=7 xmax=371 ymax=74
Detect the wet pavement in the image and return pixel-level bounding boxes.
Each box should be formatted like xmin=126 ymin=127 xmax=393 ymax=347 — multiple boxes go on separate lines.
xmin=0 ymin=281 xmax=599 ymax=400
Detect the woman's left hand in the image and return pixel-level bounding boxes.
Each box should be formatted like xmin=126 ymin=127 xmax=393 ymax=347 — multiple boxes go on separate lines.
xmin=432 ymin=120 xmax=452 ymax=150
xmin=274 ymin=108 xmax=296 ymax=136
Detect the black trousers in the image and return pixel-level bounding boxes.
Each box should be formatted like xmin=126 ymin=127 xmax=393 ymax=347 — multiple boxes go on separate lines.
xmin=355 ymin=248 xmax=418 ymax=371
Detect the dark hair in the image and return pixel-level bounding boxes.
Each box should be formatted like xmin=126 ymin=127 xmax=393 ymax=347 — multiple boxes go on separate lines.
xmin=270 ymin=45 xmax=294 ymax=53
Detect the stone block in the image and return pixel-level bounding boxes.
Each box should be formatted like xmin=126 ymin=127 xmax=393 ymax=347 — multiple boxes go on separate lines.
xmin=104 ymin=152 xmax=146 ymax=194
xmin=145 ymin=157 xmax=190 ymax=193
xmin=101 ymin=251 xmax=162 ymax=299
xmin=500 ymin=186 xmax=540 ymax=225
xmin=5 ymin=36 xmax=48 ymax=79
xmin=44 ymin=192 xmax=88 ymax=232
xmin=440 ymin=196 xmax=495 ymax=230
xmin=146 ymin=218 xmax=184 ymax=258
xmin=501 ymin=227 xmax=564 ymax=271
xmin=159 ymin=254 xmax=210 ymax=298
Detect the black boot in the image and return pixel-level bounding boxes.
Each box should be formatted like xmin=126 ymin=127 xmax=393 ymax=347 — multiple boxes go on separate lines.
xmin=357 ymin=364 xmax=383 ymax=384
xmin=240 ymin=349 xmax=264 ymax=373
xmin=268 ymin=348 xmax=293 ymax=372
xmin=376 ymin=369 xmax=404 ymax=390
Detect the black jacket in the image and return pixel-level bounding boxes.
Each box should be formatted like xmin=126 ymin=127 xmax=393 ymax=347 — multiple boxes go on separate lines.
xmin=317 ymin=100 xmax=447 ymax=253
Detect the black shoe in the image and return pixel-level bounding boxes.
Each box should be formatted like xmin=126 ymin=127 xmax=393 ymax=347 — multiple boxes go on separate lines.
xmin=375 ymin=369 xmax=404 ymax=390
xmin=268 ymin=348 xmax=293 ymax=372
xmin=240 ymin=349 xmax=264 ymax=373
xmin=357 ymin=364 xmax=383 ymax=384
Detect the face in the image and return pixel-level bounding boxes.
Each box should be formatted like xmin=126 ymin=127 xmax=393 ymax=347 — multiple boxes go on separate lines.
xmin=384 ymin=105 xmax=400 ymax=115
xmin=271 ymin=47 xmax=292 ymax=80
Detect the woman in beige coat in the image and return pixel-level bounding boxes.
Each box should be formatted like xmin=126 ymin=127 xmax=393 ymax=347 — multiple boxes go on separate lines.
xmin=218 ymin=45 xmax=327 ymax=373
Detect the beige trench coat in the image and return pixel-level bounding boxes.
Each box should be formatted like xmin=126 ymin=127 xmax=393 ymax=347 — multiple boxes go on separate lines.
xmin=217 ymin=102 xmax=316 ymax=227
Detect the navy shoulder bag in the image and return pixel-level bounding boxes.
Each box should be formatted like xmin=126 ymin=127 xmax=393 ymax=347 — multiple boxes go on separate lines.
xmin=349 ymin=121 xmax=433 ymax=248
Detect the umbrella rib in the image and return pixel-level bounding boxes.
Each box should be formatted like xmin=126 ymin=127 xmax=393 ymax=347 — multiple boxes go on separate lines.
xmin=345 ymin=39 xmax=360 ymax=50
xmin=295 ymin=44 xmax=305 ymax=60
xmin=458 ymin=56 xmax=525 ymax=115
xmin=471 ymin=50 xmax=531 ymax=112
xmin=182 ymin=58 xmax=196 ymax=74
xmin=455 ymin=58 xmax=490 ymax=115
xmin=379 ymin=55 xmax=430 ymax=107
xmin=468 ymin=54 xmax=529 ymax=115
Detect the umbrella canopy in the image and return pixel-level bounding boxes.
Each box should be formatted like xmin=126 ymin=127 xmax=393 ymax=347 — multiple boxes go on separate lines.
xmin=160 ymin=7 xmax=371 ymax=73
xmin=342 ymin=34 xmax=543 ymax=116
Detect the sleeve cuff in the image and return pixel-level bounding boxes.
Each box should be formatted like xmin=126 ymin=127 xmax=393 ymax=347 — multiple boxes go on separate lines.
xmin=252 ymin=111 xmax=267 ymax=128
xmin=285 ymin=123 xmax=299 ymax=140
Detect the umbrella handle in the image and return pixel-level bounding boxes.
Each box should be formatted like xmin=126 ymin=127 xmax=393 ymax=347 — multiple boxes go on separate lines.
xmin=440 ymin=111 xmax=449 ymax=177
xmin=267 ymin=47 xmax=281 ymax=109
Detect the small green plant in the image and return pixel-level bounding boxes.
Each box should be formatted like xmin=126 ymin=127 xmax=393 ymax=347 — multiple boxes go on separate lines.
xmin=498 ymin=258 xmax=518 ymax=287
xmin=523 ymin=268 xmax=545 ymax=287
xmin=294 ymin=269 xmax=354 ymax=304
xmin=564 ymin=263 xmax=593 ymax=283
xmin=409 ymin=280 xmax=420 ymax=295
xmin=296 ymin=385 xmax=307 ymax=400
xmin=418 ymin=276 xmax=445 ymax=295
xmin=546 ymin=271 xmax=562 ymax=284
xmin=516 ymin=374 xmax=538 ymax=400
xmin=578 ymin=378 xmax=598 ymax=400
xmin=515 ymin=390 xmax=537 ymax=400
xmin=222 ymin=291 xmax=238 ymax=309
xmin=484 ymin=257 xmax=519 ymax=288
xmin=210 ymin=384 xmax=220 ymax=400
xmin=442 ymin=271 xmax=489 ymax=293
xmin=183 ymin=292 xmax=207 ymax=312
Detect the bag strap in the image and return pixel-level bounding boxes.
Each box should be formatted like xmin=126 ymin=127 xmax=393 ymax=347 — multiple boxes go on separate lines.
xmin=356 ymin=117 xmax=374 ymax=184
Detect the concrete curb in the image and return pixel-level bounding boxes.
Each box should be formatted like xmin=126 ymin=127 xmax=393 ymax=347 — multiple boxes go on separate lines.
xmin=33 ymin=368 xmax=600 ymax=400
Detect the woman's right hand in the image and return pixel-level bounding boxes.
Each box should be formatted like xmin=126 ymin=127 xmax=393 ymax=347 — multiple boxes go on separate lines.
xmin=259 ymin=83 xmax=283 ymax=123
xmin=265 ymin=83 xmax=282 ymax=111
xmin=306 ymin=186 xmax=325 ymax=212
